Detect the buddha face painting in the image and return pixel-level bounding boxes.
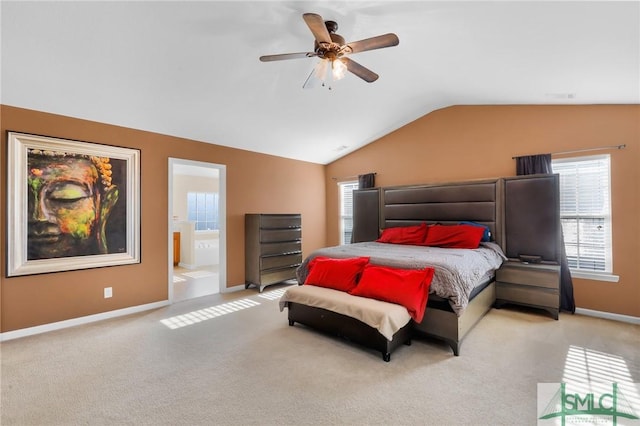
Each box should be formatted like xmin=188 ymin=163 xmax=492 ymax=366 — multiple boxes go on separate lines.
xmin=27 ymin=151 xmax=119 ymax=260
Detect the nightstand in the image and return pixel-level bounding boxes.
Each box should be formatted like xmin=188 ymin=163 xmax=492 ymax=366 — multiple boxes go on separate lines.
xmin=495 ymin=261 xmax=560 ymax=320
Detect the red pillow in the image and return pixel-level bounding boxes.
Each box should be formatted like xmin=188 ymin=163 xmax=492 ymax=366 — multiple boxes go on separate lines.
xmin=349 ymin=264 xmax=435 ymax=322
xmin=422 ymin=224 xmax=484 ymax=249
xmin=304 ymin=256 xmax=370 ymax=292
xmin=376 ymin=223 xmax=428 ymax=245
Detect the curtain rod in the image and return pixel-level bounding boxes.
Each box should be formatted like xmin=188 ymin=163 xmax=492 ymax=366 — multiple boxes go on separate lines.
xmin=331 ymin=172 xmax=377 ymax=181
xmin=512 ymin=144 xmax=626 ymax=159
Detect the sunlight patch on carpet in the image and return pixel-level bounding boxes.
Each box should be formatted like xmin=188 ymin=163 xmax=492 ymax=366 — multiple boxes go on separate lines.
xmin=173 ymin=275 xmax=187 ymax=283
xmin=160 ymin=298 xmax=261 ymax=329
xmin=258 ymin=288 xmax=287 ymax=300
xmin=554 ymin=345 xmax=640 ymax=420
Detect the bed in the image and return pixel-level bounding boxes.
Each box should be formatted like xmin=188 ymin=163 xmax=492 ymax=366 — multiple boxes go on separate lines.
xmin=281 ymin=178 xmax=506 ymax=359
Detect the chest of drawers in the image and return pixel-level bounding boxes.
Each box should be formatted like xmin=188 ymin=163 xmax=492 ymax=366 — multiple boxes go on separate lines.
xmin=245 ymin=214 xmax=302 ymax=292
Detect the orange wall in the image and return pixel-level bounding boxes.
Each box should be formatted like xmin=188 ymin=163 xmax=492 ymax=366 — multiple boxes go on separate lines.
xmin=0 ymin=105 xmax=326 ymax=332
xmin=2 ymin=104 xmax=638 ymax=332
xmin=326 ymin=105 xmax=640 ymax=317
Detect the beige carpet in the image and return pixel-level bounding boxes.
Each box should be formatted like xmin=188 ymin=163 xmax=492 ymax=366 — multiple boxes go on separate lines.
xmin=1 ymin=287 xmax=639 ymax=425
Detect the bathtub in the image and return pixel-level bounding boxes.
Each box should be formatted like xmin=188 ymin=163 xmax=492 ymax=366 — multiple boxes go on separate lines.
xmin=178 ymin=222 xmax=220 ymax=269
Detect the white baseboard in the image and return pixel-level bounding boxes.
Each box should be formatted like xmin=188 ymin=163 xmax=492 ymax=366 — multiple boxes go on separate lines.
xmin=575 ymin=308 xmax=640 ymax=325
xmin=0 ymin=300 xmax=169 ymax=342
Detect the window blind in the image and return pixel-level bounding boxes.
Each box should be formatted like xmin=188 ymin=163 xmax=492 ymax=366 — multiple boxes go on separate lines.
xmin=339 ymin=181 xmax=359 ymax=245
xmin=552 ymin=155 xmax=611 ymax=272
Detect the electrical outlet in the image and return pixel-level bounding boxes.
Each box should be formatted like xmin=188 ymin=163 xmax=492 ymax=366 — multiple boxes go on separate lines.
xmin=104 ymin=287 xmax=113 ymax=298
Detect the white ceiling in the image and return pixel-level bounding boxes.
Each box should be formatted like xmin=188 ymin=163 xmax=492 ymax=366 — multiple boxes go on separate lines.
xmin=2 ymin=1 xmax=638 ymax=165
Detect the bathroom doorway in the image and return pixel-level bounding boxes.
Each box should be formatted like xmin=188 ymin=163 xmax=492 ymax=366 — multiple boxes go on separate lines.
xmin=168 ymin=158 xmax=226 ymax=303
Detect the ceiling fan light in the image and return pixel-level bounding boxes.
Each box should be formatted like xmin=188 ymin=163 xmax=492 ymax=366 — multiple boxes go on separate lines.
xmin=332 ymin=59 xmax=347 ymax=81
xmin=306 ymin=58 xmax=345 ymax=90
xmin=313 ymin=59 xmax=330 ymax=80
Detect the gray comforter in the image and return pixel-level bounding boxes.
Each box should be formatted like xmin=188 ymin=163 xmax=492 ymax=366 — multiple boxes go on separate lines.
xmin=296 ymin=242 xmax=507 ymax=316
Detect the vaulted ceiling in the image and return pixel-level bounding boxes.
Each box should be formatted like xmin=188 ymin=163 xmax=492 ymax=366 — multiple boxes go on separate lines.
xmin=2 ymin=1 xmax=638 ymax=164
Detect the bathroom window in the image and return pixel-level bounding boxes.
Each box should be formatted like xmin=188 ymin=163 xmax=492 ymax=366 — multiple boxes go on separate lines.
xmin=187 ymin=192 xmax=219 ymax=230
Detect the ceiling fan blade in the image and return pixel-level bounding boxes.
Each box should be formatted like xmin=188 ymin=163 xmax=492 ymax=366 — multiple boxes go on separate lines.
xmin=259 ymin=52 xmax=317 ymax=62
xmin=345 ymin=33 xmax=399 ymax=54
xmin=302 ymin=68 xmax=322 ymax=90
xmin=341 ymin=57 xmax=378 ymax=83
xmin=303 ymin=13 xmax=331 ymax=44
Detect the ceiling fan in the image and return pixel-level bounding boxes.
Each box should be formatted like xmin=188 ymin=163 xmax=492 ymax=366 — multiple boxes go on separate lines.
xmin=259 ymin=13 xmax=399 ymax=89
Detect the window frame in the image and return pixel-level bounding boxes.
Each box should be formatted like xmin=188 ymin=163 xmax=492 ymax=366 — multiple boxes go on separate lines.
xmin=552 ymin=154 xmax=618 ymax=282
xmin=338 ymin=181 xmax=359 ymax=245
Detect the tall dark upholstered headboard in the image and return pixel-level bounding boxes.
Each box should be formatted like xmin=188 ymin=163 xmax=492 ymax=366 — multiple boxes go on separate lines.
xmin=352 ymin=175 xmax=560 ymax=259
xmin=380 ymin=179 xmax=504 ymax=248
xmin=352 ymin=189 xmax=381 ymax=243
xmin=503 ymin=174 xmax=561 ymax=263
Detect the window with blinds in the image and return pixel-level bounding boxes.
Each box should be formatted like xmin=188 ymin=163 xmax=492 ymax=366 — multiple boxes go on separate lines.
xmin=552 ymin=155 xmax=612 ymax=273
xmin=339 ymin=181 xmax=359 ymax=245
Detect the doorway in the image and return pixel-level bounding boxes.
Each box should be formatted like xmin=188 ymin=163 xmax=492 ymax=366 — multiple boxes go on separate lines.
xmin=168 ymin=158 xmax=227 ymax=303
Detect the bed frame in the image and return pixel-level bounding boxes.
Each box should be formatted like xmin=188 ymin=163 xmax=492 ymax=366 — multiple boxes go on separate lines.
xmin=380 ymin=179 xmax=503 ymax=355
xmin=287 ymin=178 xmax=504 ymax=359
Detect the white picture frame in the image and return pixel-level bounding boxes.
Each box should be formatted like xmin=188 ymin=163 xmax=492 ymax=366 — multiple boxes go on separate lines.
xmin=6 ymin=132 xmax=141 ymax=276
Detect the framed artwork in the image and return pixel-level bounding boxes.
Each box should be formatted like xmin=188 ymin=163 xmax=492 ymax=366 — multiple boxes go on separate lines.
xmin=6 ymin=132 xmax=141 ymax=276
